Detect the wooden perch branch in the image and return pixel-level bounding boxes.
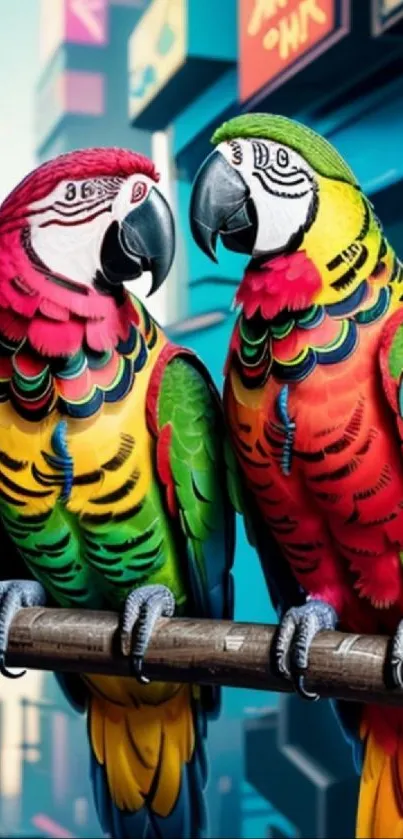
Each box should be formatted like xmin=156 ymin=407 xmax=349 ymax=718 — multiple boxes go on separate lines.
xmin=3 ymin=607 xmax=402 ymax=706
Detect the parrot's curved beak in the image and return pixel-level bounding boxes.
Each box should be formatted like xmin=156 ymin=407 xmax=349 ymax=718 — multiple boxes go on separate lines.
xmin=190 ymin=150 xmax=257 ymax=262
xmin=120 ymin=185 xmax=175 ymax=295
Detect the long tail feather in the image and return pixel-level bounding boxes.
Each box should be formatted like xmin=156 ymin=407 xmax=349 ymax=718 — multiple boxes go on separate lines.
xmin=357 ymin=715 xmax=403 ymax=838
xmin=88 ymin=679 xmax=208 ymax=839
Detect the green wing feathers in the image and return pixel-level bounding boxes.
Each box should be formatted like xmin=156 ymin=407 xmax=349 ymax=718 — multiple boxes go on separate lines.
xmin=154 ymin=355 xmax=235 ymax=620
xmin=1 ymin=504 xmax=99 ymax=608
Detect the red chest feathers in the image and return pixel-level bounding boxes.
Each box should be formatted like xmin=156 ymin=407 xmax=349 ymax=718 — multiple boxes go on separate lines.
xmin=226 ymin=354 xmax=403 ymax=624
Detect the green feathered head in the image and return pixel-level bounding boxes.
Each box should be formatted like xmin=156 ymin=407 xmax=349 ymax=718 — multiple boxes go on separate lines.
xmin=189 ymin=110 xmax=366 ymax=275
xmin=211 ymin=113 xmax=358 ymax=186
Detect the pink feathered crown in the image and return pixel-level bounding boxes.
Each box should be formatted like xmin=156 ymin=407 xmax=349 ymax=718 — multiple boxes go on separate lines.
xmin=0 ymin=146 xmax=159 ymax=228
xmin=0 ymin=148 xmax=159 ymax=357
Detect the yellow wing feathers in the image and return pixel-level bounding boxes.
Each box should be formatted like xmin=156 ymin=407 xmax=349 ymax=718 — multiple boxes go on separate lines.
xmin=0 ymin=408 xmax=59 ymax=514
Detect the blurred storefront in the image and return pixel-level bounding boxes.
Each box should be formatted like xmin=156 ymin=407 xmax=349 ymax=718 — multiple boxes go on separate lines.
xmin=127 ymin=1 xmax=403 ymax=836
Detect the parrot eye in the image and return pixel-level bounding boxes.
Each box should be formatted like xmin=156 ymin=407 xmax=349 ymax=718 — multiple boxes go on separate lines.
xmin=131 ymin=181 xmax=148 ymax=204
xmin=276 ymin=148 xmax=290 ymax=168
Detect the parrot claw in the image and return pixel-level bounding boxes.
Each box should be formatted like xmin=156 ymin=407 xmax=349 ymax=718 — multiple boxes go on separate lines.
xmin=275 ymin=600 xmax=338 ymax=701
xmin=389 ymin=620 xmax=403 ymax=689
xmin=0 ymin=580 xmax=47 ymax=679
xmin=131 ymin=655 xmax=150 ymax=685
xmin=295 ymin=674 xmax=320 ymax=702
xmin=120 ymin=584 xmax=176 ymax=683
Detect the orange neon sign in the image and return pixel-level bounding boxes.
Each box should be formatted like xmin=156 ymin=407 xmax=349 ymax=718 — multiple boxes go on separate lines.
xmin=239 ymin=0 xmax=345 ymax=103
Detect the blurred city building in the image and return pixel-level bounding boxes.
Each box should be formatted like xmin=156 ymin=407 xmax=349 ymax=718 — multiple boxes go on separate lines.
xmin=244 ymin=695 xmax=359 ymax=838
xmin=36 ymin=0 xmax=151 ymax=163
xmin=19 ymin=674 xmax=102 ymax=839
xmin=4 ymin=1 xmax=403 ymax=837
xmin=0 ymin=672 xmax=102 ymax=838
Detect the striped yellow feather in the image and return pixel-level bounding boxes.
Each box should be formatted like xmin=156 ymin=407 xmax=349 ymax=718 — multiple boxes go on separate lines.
xmin=0 ymin=327 xmax=165 ymax=517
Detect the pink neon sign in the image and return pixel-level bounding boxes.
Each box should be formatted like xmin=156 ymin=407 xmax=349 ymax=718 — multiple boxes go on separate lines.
xmin=65 ymin=0 xmax=108 ymax=46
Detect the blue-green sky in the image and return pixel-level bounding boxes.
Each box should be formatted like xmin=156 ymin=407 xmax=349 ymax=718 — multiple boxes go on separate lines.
xmin=0 ymin=0 xmax=39 ymax=204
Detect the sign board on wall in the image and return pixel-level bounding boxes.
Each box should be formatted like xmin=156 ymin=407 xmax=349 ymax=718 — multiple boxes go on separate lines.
xmin=371 ymin=0 xmax=403 ymax=33
xmin=39 ymin=0 xmax=109 ymax=69
xmin=65 ymin=0 xmax=108 ymax=45
xmin=128 ymin=0 xmax=186 ymax=121
xmin=239 ymin=0 xmax=350 ymax=104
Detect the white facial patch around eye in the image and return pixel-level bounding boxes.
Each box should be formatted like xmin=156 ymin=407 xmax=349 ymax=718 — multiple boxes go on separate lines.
xmin=218 ymin=138 xmax=314 ymax=193
xmin=112 ymin=174 xmax=155 ymax=225
xmin=28 ymin=177 xmax=124 ymax=287
xmin=217 ymin=138 xmax=317 ymax=257
xmin=28 ymin=176 xmax=124 ymax=229
xmin=251 ymin=140 xmax=315 ymax=197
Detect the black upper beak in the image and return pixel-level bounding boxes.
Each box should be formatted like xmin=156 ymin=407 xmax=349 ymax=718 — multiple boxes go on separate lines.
xmin=190 ymin=150 xmax=257 ymax=262
xmin=119 ymin=185 xmax=175 ymax=295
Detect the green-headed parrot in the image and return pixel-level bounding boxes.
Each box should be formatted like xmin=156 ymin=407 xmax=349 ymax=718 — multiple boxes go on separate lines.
xmin=190 ymin=112 xmax=403 ymax=838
